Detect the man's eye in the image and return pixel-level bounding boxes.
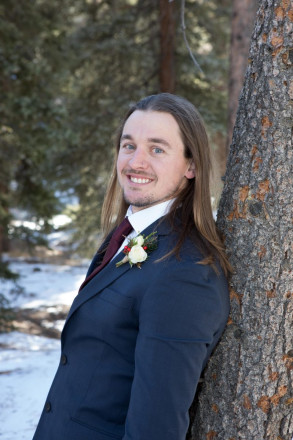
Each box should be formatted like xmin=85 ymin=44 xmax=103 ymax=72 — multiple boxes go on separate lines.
xmin=122 ymin=144 xmax=135 ymax=150
xmin=153 ymin=147 xmax=164 ymax=154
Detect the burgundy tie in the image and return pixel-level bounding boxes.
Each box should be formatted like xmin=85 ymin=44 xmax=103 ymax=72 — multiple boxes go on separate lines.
xmin=79 ymin=217 xmax=133 ymax=291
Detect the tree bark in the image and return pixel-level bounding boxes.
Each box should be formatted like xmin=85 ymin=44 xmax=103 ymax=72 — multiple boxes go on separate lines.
xmin=227 ymin=0 xmax=258 ymax=154
xmin=159 ymin=0 xmax=176 ymax=93
xmin=192 ymin=0 xmax=293 ymax=438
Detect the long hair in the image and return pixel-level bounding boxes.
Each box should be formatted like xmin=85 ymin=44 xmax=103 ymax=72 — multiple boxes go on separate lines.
xmin=101 ymin=93 xmax=231 ymax=275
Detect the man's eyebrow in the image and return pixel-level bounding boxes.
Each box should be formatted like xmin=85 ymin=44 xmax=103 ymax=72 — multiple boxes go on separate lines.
xmin=120 ymin=134 xmax=133 ymax=142
xmin=147 ymin=137 xmax=171 ymax=148
xmin=120 ymin=134 xmax=171 ymax=148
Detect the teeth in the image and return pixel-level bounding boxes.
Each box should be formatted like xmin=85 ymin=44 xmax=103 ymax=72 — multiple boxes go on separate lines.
xmin=130 ymin=177 xmax=151 ymax=184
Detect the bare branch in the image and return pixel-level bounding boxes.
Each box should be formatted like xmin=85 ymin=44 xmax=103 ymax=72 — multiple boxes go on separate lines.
xmin=180 ymin=0 xmax=204 ymax=76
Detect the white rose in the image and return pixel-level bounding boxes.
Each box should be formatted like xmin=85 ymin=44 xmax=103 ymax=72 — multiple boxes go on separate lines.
xmin=128 ymin=245 xmax=147 ymax=264
xmin=134 ymin=235 xmax=144 ymax=246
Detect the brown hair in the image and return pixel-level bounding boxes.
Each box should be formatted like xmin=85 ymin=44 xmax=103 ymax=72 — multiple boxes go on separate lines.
xmin=101 ymin=93 xmax=231 ymax=275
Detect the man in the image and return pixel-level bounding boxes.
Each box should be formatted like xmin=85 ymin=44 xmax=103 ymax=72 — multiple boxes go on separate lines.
xmin=33 ymin=93 xmax=230 ymax=440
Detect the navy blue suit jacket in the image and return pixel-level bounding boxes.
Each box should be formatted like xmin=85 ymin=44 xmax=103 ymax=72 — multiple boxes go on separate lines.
xmin=33 ymin=217 xmax=229 ymax=440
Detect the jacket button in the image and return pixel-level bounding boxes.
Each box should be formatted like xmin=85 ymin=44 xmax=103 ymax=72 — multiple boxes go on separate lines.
xmin=45 ymin=402 xmax=51 ymax=412
xmin=61 ymin=354 xmax=67 ymax=365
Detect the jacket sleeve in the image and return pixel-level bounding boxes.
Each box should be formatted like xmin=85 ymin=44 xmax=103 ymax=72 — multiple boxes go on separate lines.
xmin=122 ymin=262 xmax=229 ymax=440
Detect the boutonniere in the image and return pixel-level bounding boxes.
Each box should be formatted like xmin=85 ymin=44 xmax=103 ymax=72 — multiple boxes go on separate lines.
xmin=116 ymin=231 xmax=158 ymax=269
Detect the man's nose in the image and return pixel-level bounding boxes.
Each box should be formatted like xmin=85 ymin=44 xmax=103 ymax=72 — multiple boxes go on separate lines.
xmin=128 ymin=148 xmax=148 ymax=169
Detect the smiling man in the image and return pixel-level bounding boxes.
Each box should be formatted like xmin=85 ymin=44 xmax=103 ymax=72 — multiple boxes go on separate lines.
xmin=117 ymin=110 xmax=195 ymax=211
xmin=33 ymin=93 xmax=231 ymax=440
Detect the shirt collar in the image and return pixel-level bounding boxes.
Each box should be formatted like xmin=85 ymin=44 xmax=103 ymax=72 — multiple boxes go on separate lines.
xmin=126 ymin=199 xmax=174 ymax=234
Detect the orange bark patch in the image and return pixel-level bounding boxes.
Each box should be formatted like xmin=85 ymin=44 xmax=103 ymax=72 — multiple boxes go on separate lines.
xmin=227 ymin=195 xmax=248 ymax=220
xmin=256 ymin=179 xmax=270 ymax=201
xmin=230 ymin=289 xmax=243 ymax=305
xmin=262 ymin=33 xmax=268 ymax=42
xmin=227 ymin=316 xmax=233 ymax=325
xmin=281 ymin=0 xmax=290 ymax=9
xmin=261 ymin=116 xmax=273 ymax=137
xmin=278 ymin=385 xmax=287 ymax=396
xmin=289 ymin=9 xmax=293 ymax=21
xmin=272 ymin=46 xmax=283 ymax=57
xmin=227 ymin=201 xmax=239 ymax=221
xmin=269 ymin=371 xmax=279 ymax=381
xmin=285 ymin=361 xmax=293 ymax=371
xmin=271 ymin=34 xmax=284 ymax=47
xmin=239 ymin=185 xmax=249 ymax=202
xmin=282 ymin=355 xmax=293 ymax=371
xmin=206 ymin=431 xmax=217 ymax=440
xmin=258 ymin=245 xmax=267 ymax=260
xmin=266 ymin=289 xmax=276 ymax=298
xmin=261 ymin=116 xmax=272 ymax=128
xmin=251 ymin=145 xmax=263 ymax=172
xmin=251 ymin=145 xmax=258 ymax=156
xmin=285 ymin=397 xmax=293 ymax=405
xmin=270 ymin=385 xmax=287 ymax=405
xmin=282 ymin=51 xmax=292 ymax=65
xmin=257 ymin=396 xmax=270 ymax=413
xmin=275 ymin=6 xmax=285 ymax=19
xmin=212 ymin=404 xmax=219 ymax=413
xmin=227 ymin=212 xmax=234 ymax=221
xmin=243 ymin=394 xmax=252 ymax=410
xmin=253 ymin=156 xmax=263 ymax=172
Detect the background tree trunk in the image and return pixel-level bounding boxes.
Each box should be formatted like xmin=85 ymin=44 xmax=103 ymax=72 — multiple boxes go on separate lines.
xmin=159 ymin=0 xmax=176 ymax=92
xmin=192 ymin=0 xmax=293 ymax=438
xmin=226 ymin=0 xmax=258 ymax=154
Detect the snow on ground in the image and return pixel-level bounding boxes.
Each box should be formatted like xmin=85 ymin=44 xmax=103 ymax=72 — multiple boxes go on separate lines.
xmin=0 ymin=333 xmax=60 ymax=440
xmin=1 ymin=260 xmax=87 ymax=309
xmin=0 ymin=260 xmax=87 ymax=440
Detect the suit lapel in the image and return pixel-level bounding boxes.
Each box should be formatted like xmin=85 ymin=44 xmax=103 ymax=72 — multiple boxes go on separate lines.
xmin=65 ymin=253 xmax=132 ymax=325
xmin=64 ymin=218 xmax=170 ymax=327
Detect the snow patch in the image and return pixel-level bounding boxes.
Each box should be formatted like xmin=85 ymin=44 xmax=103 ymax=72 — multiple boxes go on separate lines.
xmin=0 ymin=260 xmax=88 ymax=439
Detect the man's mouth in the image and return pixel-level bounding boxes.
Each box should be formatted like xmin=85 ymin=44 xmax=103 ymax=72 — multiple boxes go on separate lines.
xmin=129 ymin=176 xmax=152 ymax=184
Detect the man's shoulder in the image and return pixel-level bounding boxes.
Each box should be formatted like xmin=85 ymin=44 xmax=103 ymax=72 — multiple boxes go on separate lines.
xmin=154 ymin=216 xmax=203 ymax=257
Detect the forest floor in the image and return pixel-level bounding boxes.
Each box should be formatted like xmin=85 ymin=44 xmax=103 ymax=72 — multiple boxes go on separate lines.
xmin=0 ymin=255 xmax=88 ymax=440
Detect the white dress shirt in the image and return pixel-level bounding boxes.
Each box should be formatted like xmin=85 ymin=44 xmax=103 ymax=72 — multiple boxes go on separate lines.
xmin=113 ymin=199 xmax=174 ymax=259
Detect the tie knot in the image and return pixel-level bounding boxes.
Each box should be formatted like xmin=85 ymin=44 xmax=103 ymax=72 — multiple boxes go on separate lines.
xmin=101 ymin=217 xmax=133 ymax=266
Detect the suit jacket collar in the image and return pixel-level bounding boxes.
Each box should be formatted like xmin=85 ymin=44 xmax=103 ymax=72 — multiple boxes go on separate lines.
xmin=64 ymin=217 xmax=171 ymax=328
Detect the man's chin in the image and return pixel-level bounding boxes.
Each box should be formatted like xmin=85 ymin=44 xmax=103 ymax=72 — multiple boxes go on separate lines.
xmin=124 ymin=196 xmax=154 ymax=211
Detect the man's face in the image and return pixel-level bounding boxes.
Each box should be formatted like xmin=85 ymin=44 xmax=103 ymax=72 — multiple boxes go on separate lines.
xmin=117 ymin=110 xmax=195 ymax=213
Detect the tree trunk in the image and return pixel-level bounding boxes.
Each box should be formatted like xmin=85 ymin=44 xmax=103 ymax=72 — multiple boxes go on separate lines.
xmin=227 ymin=0 xmax=258 ymax=154
xmin=159 ymin=0 xmax=176 ymax=93
xmin=192 ymin=0 xmax=293 ymax=438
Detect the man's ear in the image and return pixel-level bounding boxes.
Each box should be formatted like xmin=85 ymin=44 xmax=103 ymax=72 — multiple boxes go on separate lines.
xmin=185 ymin=160 xmax=196 ymax=179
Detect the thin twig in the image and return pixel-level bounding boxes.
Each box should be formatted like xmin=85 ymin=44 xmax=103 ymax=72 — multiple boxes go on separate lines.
xmin=180 ymin=0 xmax=204 ymax=76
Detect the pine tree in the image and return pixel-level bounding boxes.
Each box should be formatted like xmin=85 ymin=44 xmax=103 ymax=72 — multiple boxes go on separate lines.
xmin=192 ymin=0 xmax=293 ymax=437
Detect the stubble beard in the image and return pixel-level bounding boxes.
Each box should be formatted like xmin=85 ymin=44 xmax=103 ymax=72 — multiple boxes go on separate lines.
xmin=123 ymin=177 xmax=187 ymax=210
